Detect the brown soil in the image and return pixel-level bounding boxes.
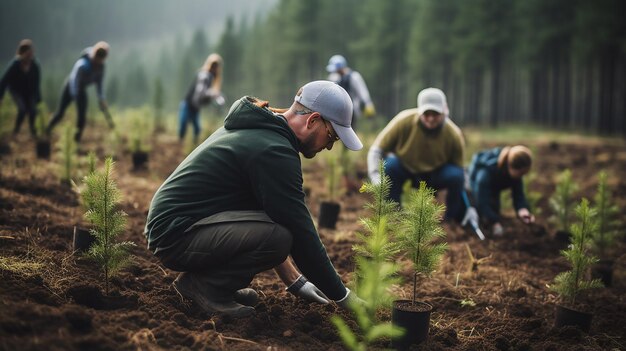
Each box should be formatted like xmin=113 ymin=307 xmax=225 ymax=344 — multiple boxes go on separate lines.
xmin=1 ymin=129 xmax=625 ymax=351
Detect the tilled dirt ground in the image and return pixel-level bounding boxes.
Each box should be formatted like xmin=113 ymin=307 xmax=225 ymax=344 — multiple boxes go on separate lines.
xmin=1 ymin=128 xmax=625 ymax=351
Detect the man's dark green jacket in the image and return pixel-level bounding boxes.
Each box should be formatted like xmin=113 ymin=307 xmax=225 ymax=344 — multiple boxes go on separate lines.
xmin=145 ymin=97 xmax=346 ymax=299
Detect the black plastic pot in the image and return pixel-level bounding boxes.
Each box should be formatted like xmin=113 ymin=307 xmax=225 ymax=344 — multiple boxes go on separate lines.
xmin=591 ymin=259 xmax=614 ymax=287
xmin=554 ymin=230 xmax=571 ymax=246
xmin=73 ymin=226 xmax=95 ymax=252
xmin=318 ymin=201 xmax=340 ymax=229
xmin=554 ymin=304 xmax=592 ymax=332
xmin=392 ymin=300 xmax=432 ymax=349
xmin=36 ymin=139 xmax=51 ymax=159
xmin=0 ymin=140 xmax=11 ymax=155
xmin=132 ymin=151 xmax=149 ymax=169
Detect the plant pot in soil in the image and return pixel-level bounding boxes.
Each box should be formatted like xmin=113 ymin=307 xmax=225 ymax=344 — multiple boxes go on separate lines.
xmin=554 ymin=304 xmax=592 ymax=332
xmin=132 ymin=151 xmax=149 ymax=169
xmin=36 ymin=139 xmax=51 ymax=159
xmin=0 ymin=139 xmax=11 ymax=155
xmin=392 ymin=300 xmax=432 ymax=349
xmin=554 ymin=230 xmax=571 ymax=246
xmin=73 ymin=226 xmax=95 ymax=252
xmin=591 ymin=259 xmax=614 ymax=287
xmin=318 ymin=201 xmax=340 ymax=229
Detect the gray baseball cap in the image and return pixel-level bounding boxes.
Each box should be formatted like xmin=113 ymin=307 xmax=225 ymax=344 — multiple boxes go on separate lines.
xmin=294 ymin=80 xmax=363 ymax=151
xmin=417 ymin=87 xmax=447 ymax=116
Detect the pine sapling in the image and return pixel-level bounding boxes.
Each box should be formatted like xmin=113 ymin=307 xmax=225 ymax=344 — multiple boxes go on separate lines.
xmin=326 ymin=154 xmax=341 ymax=202
xmin=332 ymin=161 xmax=405 ymax=350
xmin=550 ymin=169 xmax=579 ymax=232
xmin=153 ymin=77 xmax=165 ymax=132
xmin=58 ymin=123 xmax=77 ymax=184
xmin=34 ymin=102 xmax=50 ymax=141
xmin=87 ymin=151 xmax=97 ymax=175
xmin=550 ymin=198 xmax=603 ymax=305
xmin=354 ymin=160 xmax=401 ymax=262
xmin=592 ymin=171 xmax=620 ymax=257
xmin=128 ymin=108 xmax=151 ymax=153
xmin=398 ymin=181 xmax=448 ymax=304
xmin=81 ymin=157 xmax=135 ymax=295
xmin=332 ymin=216 xmax=403 ymax=351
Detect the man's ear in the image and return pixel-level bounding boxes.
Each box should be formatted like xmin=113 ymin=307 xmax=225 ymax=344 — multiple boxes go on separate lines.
xmin=306 ymin=112 xmax=322 ymax=129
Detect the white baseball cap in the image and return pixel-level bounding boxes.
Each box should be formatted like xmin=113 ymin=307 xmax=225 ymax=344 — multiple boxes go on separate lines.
xmin=417 ymin=87 xmax=447 ymax=116
xmin=294 ymin=80 xmax=362 ymax=151
xmin=326 ymin=55 xmax=347 ymax=73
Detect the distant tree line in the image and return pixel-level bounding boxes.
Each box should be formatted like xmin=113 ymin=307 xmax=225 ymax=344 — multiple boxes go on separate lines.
xmin=9 ymin=0 xmax=623 ymax=136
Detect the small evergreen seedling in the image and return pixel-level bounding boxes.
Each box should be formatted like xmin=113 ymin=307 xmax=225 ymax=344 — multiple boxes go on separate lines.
xmin=550 ymin=169 xmax=579 ymax=232
xmin=332 ymin=217 xmax=403 ymax=351
xmin=81 ymin=157 xmax=135 ymax=295
xmin=354 ymin=160 xmax=401 ymax=262
xmin=58 ymin=123 xmax=77 ymax=184
xmin=551 ymin=198 xmax=603 ymax=305
xmin=592 ymin=171 xmax=620 ymax=257
xmin=332 ymin=162 xmax=404 ymax=350
xmin=398 ymin=181 xmax=448 ymax=304
xmin=153 ymin=77 xmax=165 ymax=132
xmin=34 ymin=102 xmax=50 ymax=140
xmin=326 ymin=154 xmax=341 ymax=201
xmin=128 ymin=108 xmax=151 ymax=153
xmin=87 ymin=151 xmax=97 ymax=175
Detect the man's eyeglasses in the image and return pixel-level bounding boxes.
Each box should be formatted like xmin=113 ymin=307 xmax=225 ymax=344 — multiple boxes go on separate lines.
xmin=322 ymin=119 xmax=340 ymax=144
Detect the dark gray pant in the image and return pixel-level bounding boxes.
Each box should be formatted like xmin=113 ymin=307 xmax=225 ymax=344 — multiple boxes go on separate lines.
xmin=156 ymin=211 xmax=292 ymax=299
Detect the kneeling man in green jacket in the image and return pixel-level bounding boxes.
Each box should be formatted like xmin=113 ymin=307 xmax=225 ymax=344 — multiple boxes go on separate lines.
xmin=145 ymin=81 xmax=362 ymax=317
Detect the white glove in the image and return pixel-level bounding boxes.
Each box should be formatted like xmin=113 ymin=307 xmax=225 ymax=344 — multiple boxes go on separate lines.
xmin=286 ymin=275 xmax=329 ymax=304
xmin=461 ymin=206 xmax=479 ymax=227
xmin=492 ymin=222 xmax=504 ymax=236
xmin=335 ymin=288 xmax=365 ymax=310
xmin=214 ymin=95 xmax=225 ymax=106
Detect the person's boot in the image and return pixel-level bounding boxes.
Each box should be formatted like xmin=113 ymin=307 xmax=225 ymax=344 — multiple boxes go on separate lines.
xmin=173 ymin=273 xmax=255 ymax=318
xmin=234 ymin=288 xmax=258 ymax=307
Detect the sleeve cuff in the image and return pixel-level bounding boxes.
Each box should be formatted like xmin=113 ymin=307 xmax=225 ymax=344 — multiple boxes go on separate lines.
xmin=286 ymin=275 xmax=306 ymax=293
xmin=335 ymin=287 xmax=350 ymax=303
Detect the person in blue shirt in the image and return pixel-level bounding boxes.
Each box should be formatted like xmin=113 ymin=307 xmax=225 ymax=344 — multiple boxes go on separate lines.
xmin=468 ymin=145 xmax=535 ymax=236
xmin=46 ymin=41 xmax=111 ymax=142
xmin=178 ymin=53 xmax=225 ymax=144
xmin=0 ymin=39 xmax=41 ymax=137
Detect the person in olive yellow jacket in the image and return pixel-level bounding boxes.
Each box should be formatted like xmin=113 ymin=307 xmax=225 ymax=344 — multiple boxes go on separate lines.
xmin=367 ymin=87 xmax=477 ymax=224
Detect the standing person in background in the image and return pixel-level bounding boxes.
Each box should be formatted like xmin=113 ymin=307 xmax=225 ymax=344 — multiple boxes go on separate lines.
xmin=367 ymin=87 xmax=478 ymax=225
xmin=325 ymin=54 xmax=375 ymax=131
xmin=0 ymin=39 xmax=41 ymax=138
xmin=178 ymin=53 xmax=225 ymax=144
xmin=46 ymin=41 xmax=111 ymax=142
xmin=468 ymin=145 xmax=535 ymax=236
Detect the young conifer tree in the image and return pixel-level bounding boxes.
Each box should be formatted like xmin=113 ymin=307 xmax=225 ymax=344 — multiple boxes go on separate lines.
xmin=332 ymin=161 xmax=403 ymax=350
xmin=398 ymin=181 xmax=447 ymax=304
xmin=81 ymin=157 xmax=135 ymax=295
xmin=87 ymin=151 xmax=97 ymax=175
xmin=34 ymin=102 xmax=49 ymax=140
xmin=550 ymin=169 xmax=579 ymax=232
xmin=592 ymin=171 xmax=620 ymax=257
xmin=58 ymin=123 xmax=76 ymax=183
xmin=551 ymin=198 xmax=603 ymax=304
xmin=326 ymin=154 xmax=340 ymax=201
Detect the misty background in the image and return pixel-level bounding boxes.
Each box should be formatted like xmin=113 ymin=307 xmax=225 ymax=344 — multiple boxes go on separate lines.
xmin=1 ymin=0 xmax=625 ymax=136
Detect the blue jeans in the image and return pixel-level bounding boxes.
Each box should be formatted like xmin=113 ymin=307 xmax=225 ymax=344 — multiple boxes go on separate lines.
xmin=384 ymin=154 xmax=465 ymax=221
xmin=178 ymin=101 xmax=200 ymax=142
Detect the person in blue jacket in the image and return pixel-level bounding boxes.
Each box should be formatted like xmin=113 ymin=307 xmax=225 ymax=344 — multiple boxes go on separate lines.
xmin=468 ymin=145 xmax=535 ymax=236
xmin=46 ymin=41 xmax=111 ymax=142
xmin=178 ymin=53 xmax=225 ymax=144
xmin=0 ymin=39 xmax=41 ymax=137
